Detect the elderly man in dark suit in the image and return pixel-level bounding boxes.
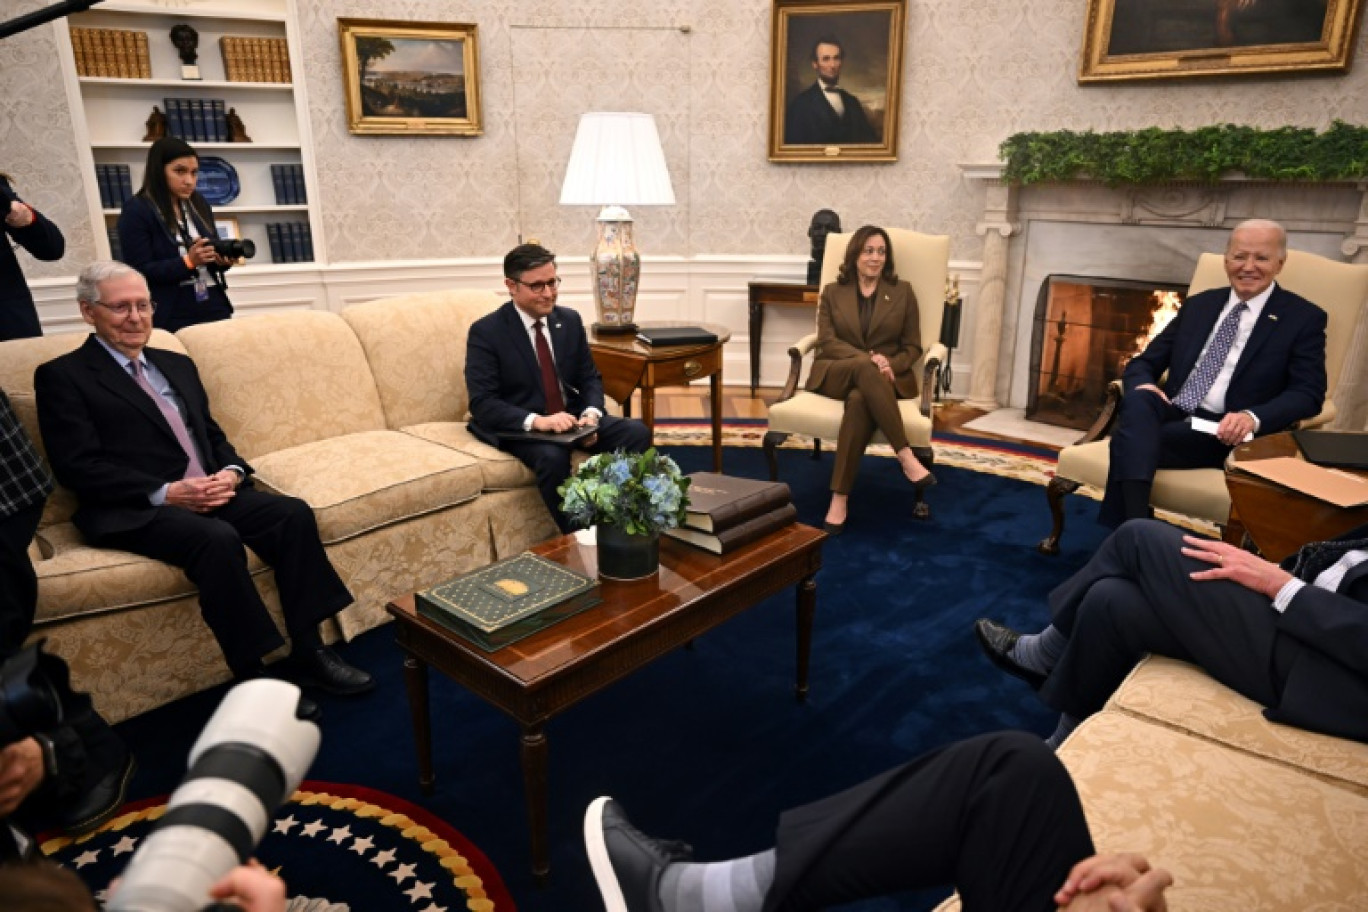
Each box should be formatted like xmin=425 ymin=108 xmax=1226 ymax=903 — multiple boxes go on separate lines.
xmin=465 ymin=243 xmax=651 ymax=533
xmin=33 ymin=262 xmax=372 ymax=722
xmin=783 ymin=36 xmax=878 ymax=146
xmin=1100 ymin=218 xmax=1327 ymax=526
xmin=977 ymin=518 xmax=1368 ymax=748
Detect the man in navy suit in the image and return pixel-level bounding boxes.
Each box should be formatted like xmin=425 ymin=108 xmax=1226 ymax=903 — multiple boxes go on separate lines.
xmin=1100 ymin=218 xmax=1327 ymax=526
xmin=783 ymin=37 xmax=879 ymax=146
xmin=465 ymin=244 xmax=651 ymax=532
xmin=33 ymin=262 xmax=373 ymax=722
xmin=977 ymin=518 xmax=1368 ymax=747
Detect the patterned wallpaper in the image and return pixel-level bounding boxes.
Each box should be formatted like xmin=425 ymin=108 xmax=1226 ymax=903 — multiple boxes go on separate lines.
xmin=4 ymin=0 xmax=1367 ymax=278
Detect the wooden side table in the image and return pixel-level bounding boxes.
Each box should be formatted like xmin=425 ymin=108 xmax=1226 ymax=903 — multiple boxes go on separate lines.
xmin=748 ymin=281 xmax=818 ymax=395
xmin=1226 ymin=432 xmax=1368 ymax=562
xmin=589 ymin=321 xmax=732 ymax=472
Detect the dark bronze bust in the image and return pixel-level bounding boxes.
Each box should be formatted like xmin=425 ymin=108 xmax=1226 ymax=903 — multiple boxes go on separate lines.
xmin=169 ymin=23 xmax=199 ymax=66
xmin=807 ymin=209 xmax=841 ymax=285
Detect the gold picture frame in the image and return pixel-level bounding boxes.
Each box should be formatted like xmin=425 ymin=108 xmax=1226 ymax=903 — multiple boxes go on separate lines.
xmin=338 ymin=18 xmax=482 ymax=136
xmin=1080 ymin=0 xmax=1364 ymax=82
xmin=768 ymin=0 xmax=906 ymax=163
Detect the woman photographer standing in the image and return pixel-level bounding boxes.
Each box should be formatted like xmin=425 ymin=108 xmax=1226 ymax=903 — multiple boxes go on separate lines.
xmin=1 ymin=171 xmax=65 ymax=340
xmin=118 ymin=137 xmax=233 ymax=331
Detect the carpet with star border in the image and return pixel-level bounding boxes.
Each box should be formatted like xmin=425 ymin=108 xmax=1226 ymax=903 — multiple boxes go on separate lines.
xmin=39 ymin=780 xmax=515 ymax=911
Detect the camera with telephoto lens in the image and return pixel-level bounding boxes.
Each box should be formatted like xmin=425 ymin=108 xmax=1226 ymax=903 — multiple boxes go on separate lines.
xmin=106 ymin=679 xmax=319 ymax=912
xmin=0 ymin=642 xmax=65 ymax=751
xmin=209 ymin=237 xmax=255 ymax=260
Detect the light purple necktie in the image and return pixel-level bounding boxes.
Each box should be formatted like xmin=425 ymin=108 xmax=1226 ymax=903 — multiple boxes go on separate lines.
xmin=130 ymin=359 xmax=207 ymax=479
xmin=1172 ymin=302 xmax=1248 ymax=414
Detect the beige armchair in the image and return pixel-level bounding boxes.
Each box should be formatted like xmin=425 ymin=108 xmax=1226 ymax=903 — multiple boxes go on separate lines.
xmin=1038 ymin=248 xmax=1368 ymax=555
xmin=764 ymin=228 xmax=950 ymax=518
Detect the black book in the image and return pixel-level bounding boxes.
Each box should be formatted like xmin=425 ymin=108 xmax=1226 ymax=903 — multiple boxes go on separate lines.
xmin=266 ymin=222 xmax=284 ymax=263
xmin=284 ymin=222 xmax=302 ymax=263
xmin=292 ymin=164 xmax=307 ymax=204
xmin=299 ymin=223 xmax=313 ymax=262
xmin=665 ymin=503 xmax=798 ymax=555
xmin=1294 ymin=430 xmax=1368 ymax=470
xmin=114 ymin=165 xmax=133 ymax=205
xmin=95 ymin=165 xmax=113 ymax=209
xmin=211 ymin=100 xmax=226 ymax=142
xmin=636 ymin=326 xmax=719 ymax=347
xmin=682 ymin=472 xmax=792 ymax=533
xmin=270 ymin=164 xmax=288 ymax=205
xmin=107 ymin=225 xmax=122 ymax=261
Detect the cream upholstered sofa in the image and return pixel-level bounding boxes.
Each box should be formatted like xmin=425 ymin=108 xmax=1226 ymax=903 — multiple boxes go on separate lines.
xmin=935 ymin=656 xmax=1368 ymax=910
xmin=0 ymin=290 xmax=560 ymax=722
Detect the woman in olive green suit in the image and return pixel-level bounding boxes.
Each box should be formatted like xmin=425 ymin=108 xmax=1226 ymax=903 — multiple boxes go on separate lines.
xmin=806 ymin=225 xmax=935 ymax=534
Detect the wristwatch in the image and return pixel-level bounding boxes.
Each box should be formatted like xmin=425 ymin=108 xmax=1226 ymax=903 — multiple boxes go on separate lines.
xmin=32 ymin=733 xmax=59 ymax=781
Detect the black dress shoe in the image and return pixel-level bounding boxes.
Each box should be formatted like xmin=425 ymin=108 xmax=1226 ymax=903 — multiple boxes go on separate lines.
xmin=584 ymin=796 xmax=693 ymax=912
xmin=974 ymin=618 xmax=1047 ymax=690
xmin=58 ymin=747 xmax=137 ymax=836
xmin=291 ymin=645 xmax=375 ymax=696
xmin=822 ymin=520 xmax=845 ymax=536
xmin=913 ymin=472 xmax=938 ymax=492
xmin=236 ymin=663 xmax=323 ymax=721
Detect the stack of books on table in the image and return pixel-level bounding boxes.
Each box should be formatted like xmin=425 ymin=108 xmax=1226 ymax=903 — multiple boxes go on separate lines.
xmin=665 ymin=473 xmax=796 ymax=555
xmin=416 ymin=552 xmax=601 ymax=651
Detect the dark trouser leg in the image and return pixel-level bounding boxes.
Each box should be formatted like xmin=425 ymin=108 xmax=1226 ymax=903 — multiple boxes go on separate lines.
xmin=814 ymin=359 xmax=908 ymax=494
xmin=764 ymin=731 xmax=1094 ymax=912
xmin=1040 ymin=519 xmax=1282 ymax=720
xmin=1100 ymin=391 xmax=1231 ymax=527
xmin=503 ymin=439 xmax=576 ymax=533
xmin=830 ymin=389 xmax=875 ymax=494
xmin=587 ymin=415 xmax=653 ymax=456
xmin=211 ymin=488 xmax=352 ymax=646
xmin=96 ymin=505 xmax=288 ymax=673
xmin=0 ymin=500 xmax=44 ymax=654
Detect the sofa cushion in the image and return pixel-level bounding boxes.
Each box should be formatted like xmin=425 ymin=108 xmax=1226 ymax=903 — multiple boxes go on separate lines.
xmin=247 ymin=430 xmax=485 ymax=543
xmin=1107 ymin=655 xmax=1368 ymax=790
xmin=1058 ymin=711 xmax=1368 ymax=911
xmin=342 ymin=290 xmax=503 ymax=429
xmin=400 ymin=422 xmax=537 ymax=491
xmin=176 ymin=312 xmax=387 ymax=461
xmin=34 ymin=522 xmax=266 ymax=624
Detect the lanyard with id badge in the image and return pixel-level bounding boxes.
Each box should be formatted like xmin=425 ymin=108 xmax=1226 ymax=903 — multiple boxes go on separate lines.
xmin=177 ymin=206 xmax=211 ymax=302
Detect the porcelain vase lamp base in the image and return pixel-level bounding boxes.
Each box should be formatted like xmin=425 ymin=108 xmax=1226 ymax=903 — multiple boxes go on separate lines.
xmin=596 ymin=524 xmax=659 ymax=581
xmin=590 ymin=206 xmax=640 ymax=335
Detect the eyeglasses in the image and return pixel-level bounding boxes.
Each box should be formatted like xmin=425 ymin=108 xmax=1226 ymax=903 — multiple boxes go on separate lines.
xmin=90 ymin=299 xmax=156 ymax=317
xmin=513 ymin=277 xmax=562 ymax=294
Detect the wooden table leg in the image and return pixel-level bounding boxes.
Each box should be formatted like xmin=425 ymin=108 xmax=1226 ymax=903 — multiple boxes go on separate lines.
xmin=710 ymin=371 xmax=723 ymax=472
xmin=795 ymin=573 xmax=816 ymax=701
xmin=521 ymin=723 xmax=550 ymax=882
xmin=402 ymin=654 xmax=435 ymax=795
xmin=749 ymin=294 xmax=763 ymax=396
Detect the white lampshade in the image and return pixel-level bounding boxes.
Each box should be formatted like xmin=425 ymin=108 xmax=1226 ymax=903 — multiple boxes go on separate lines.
xmin=559 ymin=112 xmax=675 ymax=207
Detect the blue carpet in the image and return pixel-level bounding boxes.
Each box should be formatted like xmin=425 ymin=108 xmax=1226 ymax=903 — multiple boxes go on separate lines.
xmin=110 ymin=445 xmax=1109 ymax=911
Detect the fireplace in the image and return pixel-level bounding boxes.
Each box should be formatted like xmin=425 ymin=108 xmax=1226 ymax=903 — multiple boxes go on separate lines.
xmin=1026 ymin=275 xmax=1186 ymax=430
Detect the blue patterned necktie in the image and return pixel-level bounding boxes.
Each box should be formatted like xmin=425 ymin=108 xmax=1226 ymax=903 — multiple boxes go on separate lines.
xmin=1173 ymin=302 xmax=1247 ymax=413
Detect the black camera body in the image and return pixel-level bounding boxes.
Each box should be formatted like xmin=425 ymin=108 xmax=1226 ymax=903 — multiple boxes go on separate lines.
xmin=210 ymin=237 xmax=255 ymax=260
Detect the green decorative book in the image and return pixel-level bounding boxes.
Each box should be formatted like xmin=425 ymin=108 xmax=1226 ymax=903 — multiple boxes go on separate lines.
xmin=416 ymin=553 xmax=601 ymax=651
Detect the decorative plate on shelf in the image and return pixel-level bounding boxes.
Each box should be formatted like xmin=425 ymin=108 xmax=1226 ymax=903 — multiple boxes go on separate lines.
xmin=197 ymin=157 xmax=240 ymax=206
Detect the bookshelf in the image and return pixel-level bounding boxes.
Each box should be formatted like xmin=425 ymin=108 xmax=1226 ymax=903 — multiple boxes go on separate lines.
xmin=56 ymin=0 xmax=322 ymax=268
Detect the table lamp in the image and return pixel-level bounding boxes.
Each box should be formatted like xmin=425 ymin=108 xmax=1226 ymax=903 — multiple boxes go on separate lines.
xmin=559 ymin=112 xmax=675 ymax=334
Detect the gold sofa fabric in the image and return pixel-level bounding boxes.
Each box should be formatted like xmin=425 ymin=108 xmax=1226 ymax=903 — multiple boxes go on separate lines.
xmin=401 ymin=421 xmax=537 ymax=491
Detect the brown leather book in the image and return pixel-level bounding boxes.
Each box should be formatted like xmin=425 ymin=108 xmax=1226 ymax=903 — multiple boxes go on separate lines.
xmin=666 ymin=503 xmax=798 ymax=555
xmin=683 ymin=472 xmax=791 ymax=532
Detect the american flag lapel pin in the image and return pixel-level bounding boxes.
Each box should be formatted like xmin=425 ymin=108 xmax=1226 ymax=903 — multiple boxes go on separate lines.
xmin=1267 ymin=314 xmax=1278 ymax=321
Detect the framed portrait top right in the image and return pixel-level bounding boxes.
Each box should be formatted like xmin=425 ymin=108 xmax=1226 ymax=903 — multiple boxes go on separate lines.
xmin=1080 ymin=0 xmax=1364 ymax=82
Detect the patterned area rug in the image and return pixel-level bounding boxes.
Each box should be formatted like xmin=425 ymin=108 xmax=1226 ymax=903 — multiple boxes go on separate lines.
xmin=654 ymin=420 xmax=1218 ymax=536
xmin=40 ymin=781 xmax=515 ymax=911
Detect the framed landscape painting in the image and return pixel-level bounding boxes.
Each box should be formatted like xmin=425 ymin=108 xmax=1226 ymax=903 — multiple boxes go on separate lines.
xmin=1080 ymin=0 xmax=1364 ymax=82
xmin=768 ymin=0 xmax=907 ymax=163
xmin=338 ymin=19 xmax=482 ymax=135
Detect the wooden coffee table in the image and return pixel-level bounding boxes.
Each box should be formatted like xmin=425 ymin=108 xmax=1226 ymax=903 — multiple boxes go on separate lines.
xmin=386 ymin=523 xmax=825 ymax=880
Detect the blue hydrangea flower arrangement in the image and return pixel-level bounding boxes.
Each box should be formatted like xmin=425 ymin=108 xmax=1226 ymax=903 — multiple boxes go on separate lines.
xmin=558 ymin=448 xmax=690 ymax=536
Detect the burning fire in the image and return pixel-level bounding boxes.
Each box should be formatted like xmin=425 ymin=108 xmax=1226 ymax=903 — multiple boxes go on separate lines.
xmin=1136 ymin=290 xmax=1182 ymax=355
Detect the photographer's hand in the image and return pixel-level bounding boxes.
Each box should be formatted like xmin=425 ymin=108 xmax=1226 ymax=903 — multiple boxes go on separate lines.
xmin=185 ymin=237 xmax=218 ymax=267
xmin=208 ymin=860 xmax=287 ymax=912
xmin=0 ymin=737 xmax=46 ymax=816
xmin=5 ymin=199 xmax=35 ymax=229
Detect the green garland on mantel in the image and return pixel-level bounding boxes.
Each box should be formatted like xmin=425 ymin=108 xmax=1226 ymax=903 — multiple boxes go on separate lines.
xmin=999 ymin=122 xmax=1368 ymax=186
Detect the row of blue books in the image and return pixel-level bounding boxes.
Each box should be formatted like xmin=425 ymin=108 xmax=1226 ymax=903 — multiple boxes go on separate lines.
xmin=269 ymin=164 xmax=307 ymax=205
xmin=266 ymin=222 xmax=313 ymax=263
xmin=164 ymin=98 xmax=229 ymax=143
xmin=96 ymin=164 xmax=133 ymax=210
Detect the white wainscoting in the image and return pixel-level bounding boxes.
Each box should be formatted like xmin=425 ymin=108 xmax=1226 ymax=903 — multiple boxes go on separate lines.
xmin=29 ymin=255 xmax=982 ymax=393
